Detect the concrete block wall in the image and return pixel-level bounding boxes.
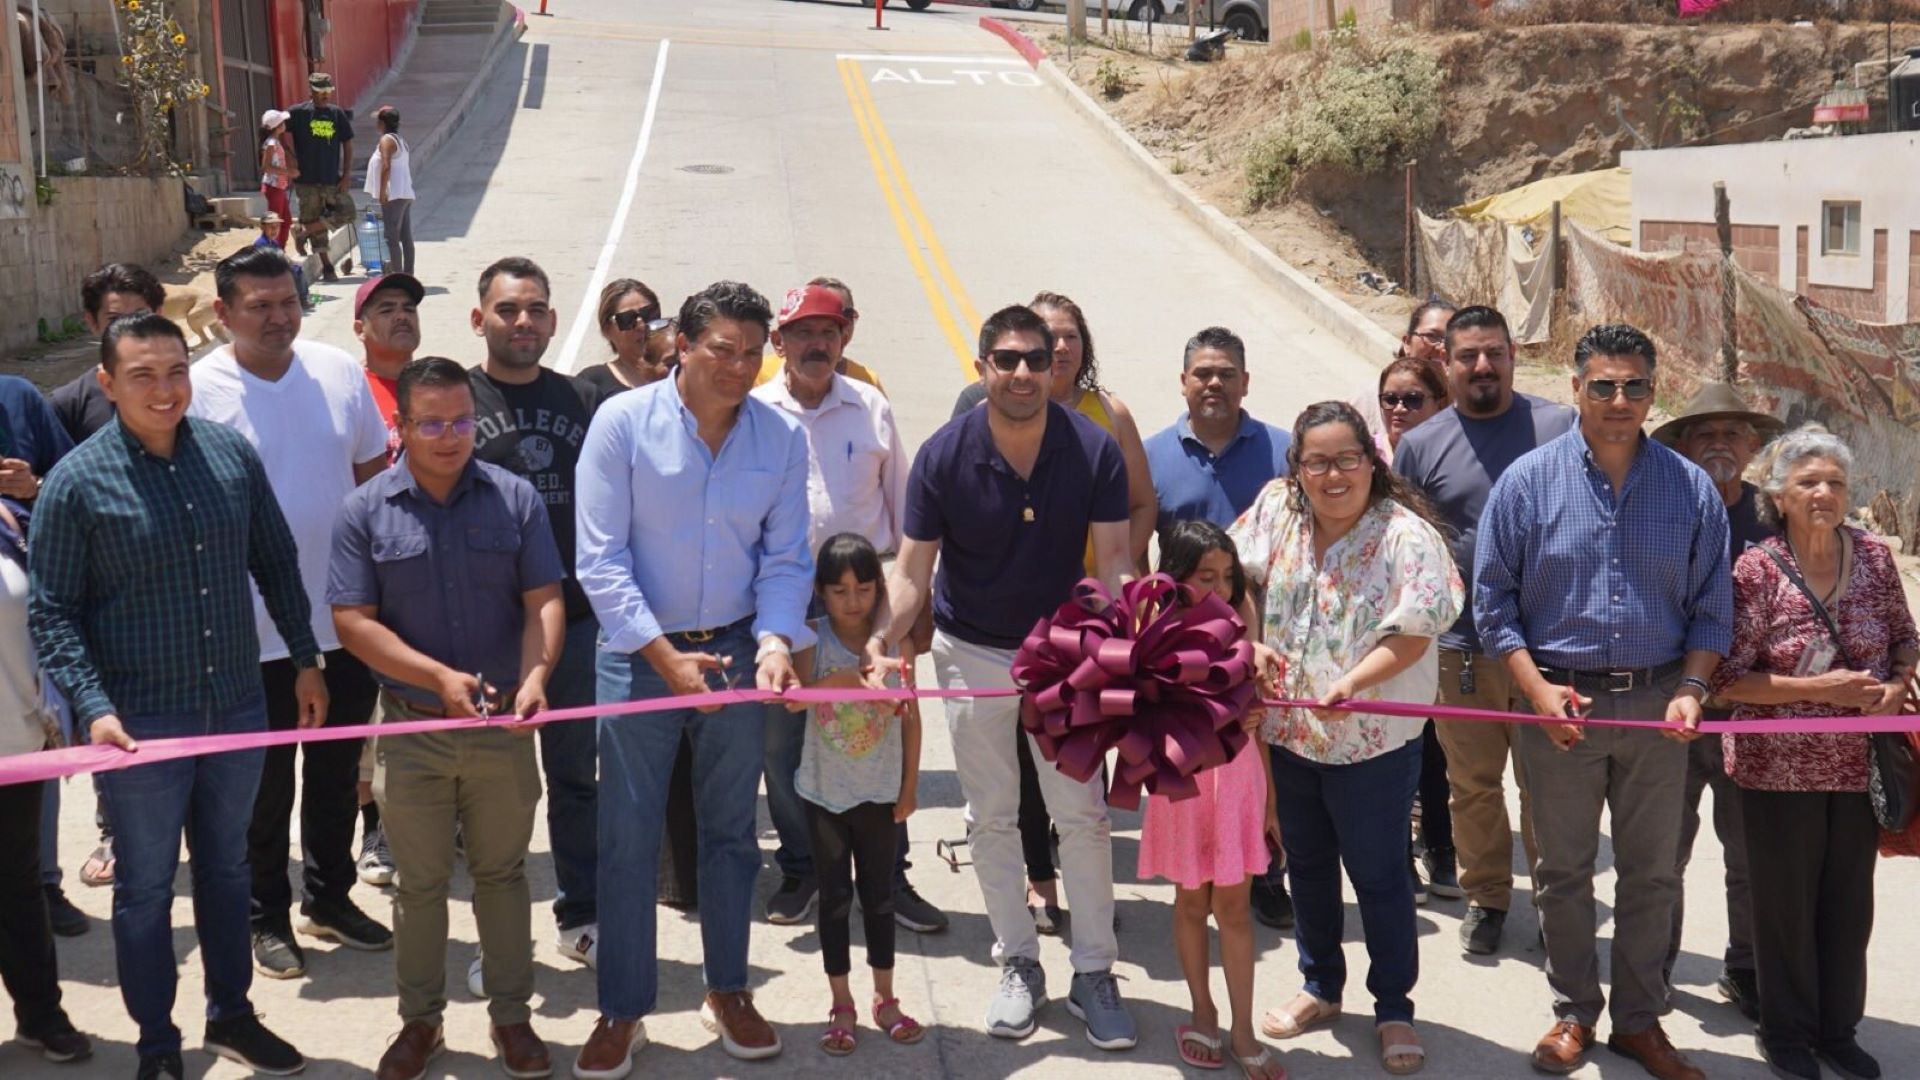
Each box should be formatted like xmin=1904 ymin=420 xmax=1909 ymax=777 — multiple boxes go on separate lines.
xmin=0 ymin=176 xmax=187 ymax=355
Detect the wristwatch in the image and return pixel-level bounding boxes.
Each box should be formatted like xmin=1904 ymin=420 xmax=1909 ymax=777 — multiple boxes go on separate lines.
xmin=754 ymin=636 xmax=791 ymax=665
xmin=294 ymin=653 xmax=327 ymax=672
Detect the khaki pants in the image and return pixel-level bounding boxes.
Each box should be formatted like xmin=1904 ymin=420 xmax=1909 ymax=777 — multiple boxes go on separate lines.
xmin=373 ymin=692 xmax=541 ymax=1027
xmin=1434 ymin=649 xmax=1538 ymax=912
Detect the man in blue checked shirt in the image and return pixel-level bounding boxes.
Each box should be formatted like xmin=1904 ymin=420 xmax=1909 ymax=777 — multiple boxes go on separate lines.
xmin=572 ymin=281 xmax=812 ymax=1076
xmin=1475 ymin=323 xmax=1730 ymax=1080
xmin=29 ymin=314 xmax=319 ymax=1080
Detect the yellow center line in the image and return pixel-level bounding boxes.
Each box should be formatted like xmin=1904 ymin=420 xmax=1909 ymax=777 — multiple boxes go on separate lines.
xmin=836 ymin=58 xmax=976 ymax=378
xmin=851 ymin=62 xmax=984 ymax=335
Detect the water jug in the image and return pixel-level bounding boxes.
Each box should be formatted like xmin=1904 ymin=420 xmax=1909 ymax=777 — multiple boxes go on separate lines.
xmin=356 ymin=212 xmax=386 ymax=276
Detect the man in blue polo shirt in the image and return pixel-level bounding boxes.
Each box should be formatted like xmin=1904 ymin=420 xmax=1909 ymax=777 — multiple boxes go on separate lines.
xmin=1143 ymin=325 xmax=1290 ymax=547
xmin=1141 ymin=324 xmax=1294 ymax=931
xmin=878 ymin=304 xmax=1136 ymax=1049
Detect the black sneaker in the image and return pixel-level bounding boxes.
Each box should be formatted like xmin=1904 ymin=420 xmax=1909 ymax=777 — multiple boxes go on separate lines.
xmin=204 ymin=1013 xmax=305 ymax=1075
xmin=18 ymin=1023 xmax=93 ymax=1063
xmin=1460 ymin=905 xmax=1506 ymax=955
xmin=765 ymin=875 xmax=817 ymax=925
xmin=136 ymin=1050 xmax=184 ymax=1079
xmin=892 ymin=883 xmax=950 ymax=932
xmin=298 ymin=898 xmax=393 ymax=951
xmin=43 ymin=885 xmax=89 ymax=937
xmin=1409 ymin=851 xmax=1429 ymax=906
xmin=1761 ymin=1041 xmax=1821 ymax=1080
xmin=1423 ymin=847 xmax=1465 ymax=900
xmin=1817 ymin=1038 xmax=1882 ymax=1080
xmin=1251 ymin=876 xmax=1295 ymax=930
xmin=1717 ymin=966 xmax=1760 ymax=1022
xmin=251 ymin=926 xmax=307 ymax=979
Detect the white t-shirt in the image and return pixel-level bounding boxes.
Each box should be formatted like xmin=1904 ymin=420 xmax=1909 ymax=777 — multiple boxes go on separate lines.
xmin=0 ymin=553 xmax=47 ymax=758
xmin=190 ymin=341 xmax=389 ymax=660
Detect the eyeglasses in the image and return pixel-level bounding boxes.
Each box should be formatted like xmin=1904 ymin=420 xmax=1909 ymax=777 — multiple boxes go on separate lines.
xmin=986 ymin=348 xmax=1053 ymax=374
xmin=1412 ymin=330 xmax=1446 ymax=345
xmin=1379 ymin=391 xmax=1428 ymax=411
xmin=1584 ymin=378 xmax=1654 ymax=402
xmin=1298 ymin=451 xmax=1371 ymax=476
xmin=410 ymin=416 xmax=476 ymax=439
xmin=611 ymin=308 xmax=672 ymax=333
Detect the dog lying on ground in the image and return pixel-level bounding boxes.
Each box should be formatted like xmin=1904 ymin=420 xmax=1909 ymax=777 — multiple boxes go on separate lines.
xmin=161 ymin=287 xmax=228 ymax=347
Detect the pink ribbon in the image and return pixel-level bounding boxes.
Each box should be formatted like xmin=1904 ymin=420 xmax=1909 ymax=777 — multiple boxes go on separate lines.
xmin=1012 ymin=575 xmax=1258 ymax=811
xmin=6 ymin=673 xmax=1920 ymax=790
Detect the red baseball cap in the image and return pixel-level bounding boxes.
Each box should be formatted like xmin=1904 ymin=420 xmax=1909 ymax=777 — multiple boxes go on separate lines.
xmin=354 ymin=273 xmax=425 ymax=318
xmin=775 ymin=285 xmax=848 ymax=330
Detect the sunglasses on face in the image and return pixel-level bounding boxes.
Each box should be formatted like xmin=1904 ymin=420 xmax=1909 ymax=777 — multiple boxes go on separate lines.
xmin=1584 ymin=378 xmax=1654 ymax=402
xmin=1298 ymin=451 xmax=1370 ymax=477
xmin=1379 ymin=391 xmax=1428 ymax=411
xmin=610 ymin=308 xmax=671 ymax=333
xmin=410 ymin=416 xmax=476 ymax=439
xmin=986 ymin=348 xmax=1053 ymax=374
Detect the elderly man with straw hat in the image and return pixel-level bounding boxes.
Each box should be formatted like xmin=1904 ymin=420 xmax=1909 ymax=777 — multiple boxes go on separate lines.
xmin=1650 ymin=382 xmax=1784 ymax=1024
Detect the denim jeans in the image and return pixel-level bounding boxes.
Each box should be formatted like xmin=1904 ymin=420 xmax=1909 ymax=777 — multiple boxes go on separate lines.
xmin=540 ymin=616 xmax=601 ymax=932
xmin=1271 ymin=737 xmax=1422 ymax=1024
xmin=97 ymin=696 xmax=268 ymax=1057
xmin=596 ymin=624 xmax=764 ymax=1020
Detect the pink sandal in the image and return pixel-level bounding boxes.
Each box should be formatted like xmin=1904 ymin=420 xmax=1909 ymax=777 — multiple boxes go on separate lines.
xmin=871 ymin=997 xmax=923 ymax=1044
xmin=820 ymin=1005 xmax=857 ymax=1056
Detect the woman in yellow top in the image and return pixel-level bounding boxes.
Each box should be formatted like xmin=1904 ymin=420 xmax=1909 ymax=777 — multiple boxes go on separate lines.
xmin=947 ymin=290 xmax=1157 ymax=931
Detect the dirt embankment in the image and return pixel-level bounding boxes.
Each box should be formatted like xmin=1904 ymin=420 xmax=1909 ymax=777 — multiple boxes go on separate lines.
xmin=1054 ymin=21 xmax=1920 ymax=332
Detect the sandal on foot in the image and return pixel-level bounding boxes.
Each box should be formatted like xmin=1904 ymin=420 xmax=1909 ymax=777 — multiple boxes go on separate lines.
xmin=871 ymin=998 xmax=923 ymax=1045
xmin=820 ymin=1006 xmax=857 ymax=1056
xmin=80 ymin=845 xmax=114 ymax=888
xmin=1176 ymin=1025 xmax=1226 ymax=1070
xmin=1234 ymin=1046 xmax=1289 ymax=1080
xmin=1260 ymin=993 xmax=1340 ymax=1040
xmin=1377 ymin=1021 xmax=1425 ymax=1076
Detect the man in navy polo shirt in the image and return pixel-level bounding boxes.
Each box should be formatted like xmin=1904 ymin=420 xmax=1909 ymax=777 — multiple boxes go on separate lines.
xmin=1141 ymin=324 xmax=1294 ymax=931
xmin=878 ymin=304 xmax=1136 ymax=1049
xmin=1142 ymin=324 xmax=1291 ymax=544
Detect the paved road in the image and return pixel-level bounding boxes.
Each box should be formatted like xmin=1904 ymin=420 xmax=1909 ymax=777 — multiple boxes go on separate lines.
xmin=15 ymin=2 xmax=1920 ymax=1077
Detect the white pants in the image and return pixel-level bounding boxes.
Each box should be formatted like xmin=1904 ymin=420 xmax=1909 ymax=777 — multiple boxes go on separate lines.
xmin=933 ymin=630 xmax=1118 ymax=973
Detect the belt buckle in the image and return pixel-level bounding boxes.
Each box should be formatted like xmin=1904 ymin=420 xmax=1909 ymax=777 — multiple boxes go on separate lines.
xmin=1605 ymin=670 xmax=1636 ymax=693
xmin=680 ymin=627 xmax=716 ymax=644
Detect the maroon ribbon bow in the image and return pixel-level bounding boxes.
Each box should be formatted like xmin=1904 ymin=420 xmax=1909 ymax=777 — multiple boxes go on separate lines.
xmin=1011 ymin=574 xmax=1258 ymax=811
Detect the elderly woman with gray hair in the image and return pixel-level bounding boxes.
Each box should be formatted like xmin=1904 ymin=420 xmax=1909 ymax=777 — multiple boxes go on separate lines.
xmin=1709 ymin=426 xmax=1918 ymax=1080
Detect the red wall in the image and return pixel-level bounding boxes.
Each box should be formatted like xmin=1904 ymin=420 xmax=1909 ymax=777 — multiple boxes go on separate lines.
xmin=271 ymin=0 xmax=421 ymax=111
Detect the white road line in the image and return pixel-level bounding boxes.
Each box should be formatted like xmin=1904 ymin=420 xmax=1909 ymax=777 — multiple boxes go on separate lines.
xmin=834 ymin=53 xmax=1023 ymax=64
xmin=557 ymin=38 xmax=670 ymax=375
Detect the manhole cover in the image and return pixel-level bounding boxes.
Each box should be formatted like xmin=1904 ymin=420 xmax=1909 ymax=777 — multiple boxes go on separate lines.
xmin=679 ymin=164 xmax=734 ymax=174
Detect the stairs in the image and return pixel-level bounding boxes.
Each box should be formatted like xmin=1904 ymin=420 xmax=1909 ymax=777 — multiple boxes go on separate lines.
xmin=420 ymin=0 xmax=509 ymax=35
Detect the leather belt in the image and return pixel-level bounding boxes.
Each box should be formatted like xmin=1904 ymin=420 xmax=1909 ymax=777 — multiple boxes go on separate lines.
xmin=668 ymin=615 xmax=753 ymax=645
xmin=1536 ymin=659 xmax=1685 ymax=695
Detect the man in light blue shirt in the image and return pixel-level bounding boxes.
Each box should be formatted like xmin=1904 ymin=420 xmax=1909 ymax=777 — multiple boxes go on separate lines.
xmin=1142 ymin=325 xmax=1291 ymax=547
xmin=572 ymin=281 xmax=812 ymax=1073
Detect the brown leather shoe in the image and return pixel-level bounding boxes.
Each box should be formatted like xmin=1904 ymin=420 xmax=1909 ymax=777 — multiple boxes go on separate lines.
xmin=700 ymin=990 xmax=782 ymax=1060
xmin=1608 ymin=1024 xmax=1705 ymax=1080
xmin=375 ymin=1022 xmax=444 ymax=1080
xmin=491 ymin=1022 xmax=551 ymax=1079
xmin=1531 ymin=1019 xmax=1596 ymax=1074
xmin=572 ymin=1017 xmax=647 ymax=1080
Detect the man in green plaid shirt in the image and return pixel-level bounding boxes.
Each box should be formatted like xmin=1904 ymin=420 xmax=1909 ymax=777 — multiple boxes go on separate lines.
xmin=28 ymin=313 xmax=323 ymax=1080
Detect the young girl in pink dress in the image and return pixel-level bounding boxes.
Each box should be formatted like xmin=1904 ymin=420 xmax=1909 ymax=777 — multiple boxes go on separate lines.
xmin=1137 ymin=521 xmax=1287 ymax=1080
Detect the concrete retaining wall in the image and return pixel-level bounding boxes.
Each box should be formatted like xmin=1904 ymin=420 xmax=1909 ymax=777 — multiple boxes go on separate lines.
xmin=0 ymin=176 xmax=188 ymax=354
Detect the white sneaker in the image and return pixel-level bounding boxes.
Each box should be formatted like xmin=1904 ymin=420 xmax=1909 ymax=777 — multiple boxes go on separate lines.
xmin=467 ymin=951 xmax=486 ymax=999
xmin=557 ymin=924 xmax=598 ymax=969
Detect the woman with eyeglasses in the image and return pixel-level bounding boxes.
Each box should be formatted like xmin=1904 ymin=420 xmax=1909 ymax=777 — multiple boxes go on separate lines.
xmin=1354 ymin=301 xmax=1456 ymax=450
xmin=1376 ymin=357 xmax=1447 ymax=464
xmin=949 ymin=291 xmax=1157 ymax=933
xmin=578 ymin=279 xmax=676 ymax=397
xmin=1227 ymin=400 xmax=1461 ymax=1077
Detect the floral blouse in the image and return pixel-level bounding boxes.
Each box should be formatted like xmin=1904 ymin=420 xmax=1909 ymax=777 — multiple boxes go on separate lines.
xmin=1712 ymin=528 xmax=1918 ymax=792
xmin=1229 ymin=484 xmax=1463 ymax=766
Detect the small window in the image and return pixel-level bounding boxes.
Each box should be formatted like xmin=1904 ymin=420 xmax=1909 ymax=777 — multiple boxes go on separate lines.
xmin=1822 ymin=201 xmax=1861 ymax=256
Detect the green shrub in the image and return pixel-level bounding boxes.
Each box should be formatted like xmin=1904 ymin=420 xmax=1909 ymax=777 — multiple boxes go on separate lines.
xmin=1093 ymin=55 xmax=1135 ymax=98
xmin=1241 ymin=35 xmax=1442 ymax=208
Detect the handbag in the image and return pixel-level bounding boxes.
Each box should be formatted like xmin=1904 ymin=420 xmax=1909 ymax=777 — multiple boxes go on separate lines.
xmin=1759 ymin=543 xmax=1920 ymax=832
xmin=1878 ymin=678 xmax=1920 ymax=857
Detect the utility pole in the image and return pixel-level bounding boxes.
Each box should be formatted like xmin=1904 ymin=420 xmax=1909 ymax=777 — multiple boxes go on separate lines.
xmin=1069 ymin=0 xmax=1087 ymax=42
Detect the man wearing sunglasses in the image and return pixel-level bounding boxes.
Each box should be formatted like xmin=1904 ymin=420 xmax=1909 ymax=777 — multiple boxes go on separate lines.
xmin=1476 ymin=323 xmax=1731 ymax=1080
xmin=467 ymin=257 xmax=607 ymax=977
xmin=876 ymin=305 xmax=1137 ymax=1050
xmin=330 ymin=357 xmax=566 ymax=1080
xmin=1392 ymin=304 xmax=1574 ymax=958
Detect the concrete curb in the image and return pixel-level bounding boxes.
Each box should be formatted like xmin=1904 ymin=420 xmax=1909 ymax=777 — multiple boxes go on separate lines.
xmin=411 ymin=6 xmax=528 ymax=180
xmin=979 ymin=18 xmax=1400 ymax=362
